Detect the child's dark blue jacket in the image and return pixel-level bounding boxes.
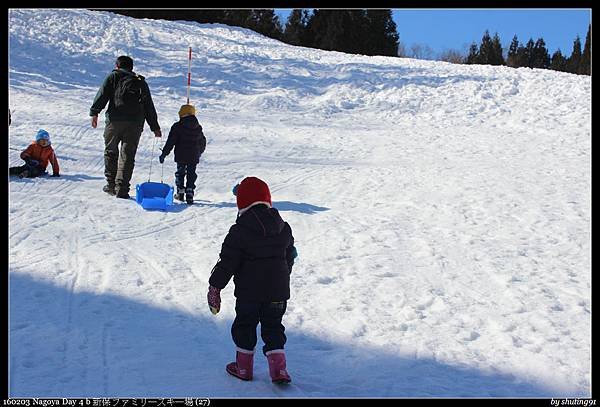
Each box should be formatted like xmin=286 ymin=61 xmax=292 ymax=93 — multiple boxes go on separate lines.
xmin=209 ymin=204 xmax=296 ymax=302
xmin=161 ymin=115 xmax=206 ymax=164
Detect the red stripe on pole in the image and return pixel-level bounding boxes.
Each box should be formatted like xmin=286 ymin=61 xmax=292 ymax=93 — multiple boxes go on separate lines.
xmin=187 ymin=47 xmax=192 ymax=105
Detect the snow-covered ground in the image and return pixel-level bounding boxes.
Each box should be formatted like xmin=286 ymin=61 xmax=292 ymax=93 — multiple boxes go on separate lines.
xmin=8 ymin=9 xmax=591 ymax=398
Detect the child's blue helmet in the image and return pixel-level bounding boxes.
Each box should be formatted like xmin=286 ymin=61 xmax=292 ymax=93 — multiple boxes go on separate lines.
xmin=35 ymin=129 xmax=50 ymax=143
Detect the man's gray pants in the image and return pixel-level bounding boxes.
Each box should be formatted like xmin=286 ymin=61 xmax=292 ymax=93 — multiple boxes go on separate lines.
xmin=103 ymin=121 xmax=144 ymax=195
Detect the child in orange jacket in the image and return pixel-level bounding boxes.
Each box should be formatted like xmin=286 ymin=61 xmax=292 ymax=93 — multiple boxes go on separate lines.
xmin=10 ymin=129 xmax=60 ymax=178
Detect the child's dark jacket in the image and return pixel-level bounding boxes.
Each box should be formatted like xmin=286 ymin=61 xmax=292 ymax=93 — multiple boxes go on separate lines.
xmin=162 ymin=115 xmax=206 ymax=164
xmin=209 ymin=205 xmax=296 ymax=302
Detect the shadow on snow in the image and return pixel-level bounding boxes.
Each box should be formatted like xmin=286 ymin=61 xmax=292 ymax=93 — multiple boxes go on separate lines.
xmin=9 ymin=273 xmax=567 ymax=398
xmin=162 ymin=199 xmax=329 ymax=215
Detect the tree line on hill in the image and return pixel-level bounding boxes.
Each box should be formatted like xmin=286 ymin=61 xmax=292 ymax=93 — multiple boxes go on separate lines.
xmin=105 ymin=9 xmax=399 ymax=56
xmin=463 ymin=26 xmax=590 ymax=75
xmin=106 ymin=9 xmax=590 ymax=75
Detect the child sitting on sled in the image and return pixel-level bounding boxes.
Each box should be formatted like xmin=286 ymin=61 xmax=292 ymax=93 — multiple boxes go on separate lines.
xmin=10 ymin=129 xmax=60 ymax=178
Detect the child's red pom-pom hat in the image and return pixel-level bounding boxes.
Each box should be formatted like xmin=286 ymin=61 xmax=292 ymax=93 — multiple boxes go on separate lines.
xmin=235 ymin=177 xmax=272 ymax=210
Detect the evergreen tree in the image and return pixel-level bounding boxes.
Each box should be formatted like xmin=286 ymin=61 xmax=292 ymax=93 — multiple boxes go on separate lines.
xmin=222 ymin=10 xmax=253 ymax=29
xmin=302 ymin=9 xmax=318 ymax=49
xmin=506 ymin=35 xmax=520 ymax=67
xmin=478 ymin=30 xmax=493 ymax=64
xmin=283 ymin=9 xmax=308 ymax=46
xmin=465 ymin=42 xmax=479 ymax=64
xmin=364 ymin=9 xmax=399 ymax=57
xmin=523 ymin=38 xmax=535 ymax=67
xmin=567 ymin=35 xmax=582 ymax=74
xmin=247 ymin=9 xmax=283 ymax=40
xmin=221 ymin=10 xmax=283 ymax=40
xmin=514 ymin=44 xmax=528 ymax=67
xmin=306 ymin=9 xmax=370 ymax=55
xmin=200 ymin=10 xmax=227 ymax=23
xmin=468 ymin=30 xmax=504 ymax=65
xmin=339 ymin=10 xmax=370 ymax=54
xmin=531 ymin=38 xmax=550 ymax=69
xmin=550 ymin=49 xmax=568 ymax=72
xmin=580 ymin=24 xmax=591 ymax=75
xmin=318 ymin=10 xmax=344 ymax=51
xmin=490 ymin=32 xmax=505 ymax=65
xmin=306 ymin=9 xmax=333 ymax=50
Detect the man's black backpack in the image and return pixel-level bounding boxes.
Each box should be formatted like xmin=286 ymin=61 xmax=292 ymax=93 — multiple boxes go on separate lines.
xmin=114 ymin=71 xmax=145 ymax=115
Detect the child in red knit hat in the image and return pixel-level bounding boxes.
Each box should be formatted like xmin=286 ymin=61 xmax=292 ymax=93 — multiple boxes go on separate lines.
xmin=208 ymin=176 xmax=297 ymax=384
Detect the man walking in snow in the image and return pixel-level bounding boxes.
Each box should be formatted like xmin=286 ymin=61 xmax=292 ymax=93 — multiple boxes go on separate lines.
xmin=90 ymin=55 xmax=162 ymax=199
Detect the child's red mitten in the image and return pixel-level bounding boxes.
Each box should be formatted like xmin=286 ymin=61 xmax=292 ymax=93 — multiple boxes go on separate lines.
xmin=207 ymin=285 xmax=221 ymax=315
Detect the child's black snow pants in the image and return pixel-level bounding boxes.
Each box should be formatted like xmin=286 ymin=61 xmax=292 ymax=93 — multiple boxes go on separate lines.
xmin=175 ymin=162 xmax=197 ymax=192
xmin=9 ymin=161 xmax=45 ymax=178
xmin=231 ymin=299 xmax=287 ymax=355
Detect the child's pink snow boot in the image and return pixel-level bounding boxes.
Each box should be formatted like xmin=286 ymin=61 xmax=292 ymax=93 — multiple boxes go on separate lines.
xmin=266 ymin=349 xmax=291 ymax=384
xmin=226 ymin=348 xmax=254 ymax=381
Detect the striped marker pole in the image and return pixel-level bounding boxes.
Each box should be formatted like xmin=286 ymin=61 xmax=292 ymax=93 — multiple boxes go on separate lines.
xmin=187 ymin=47 xmax=192 ymax=105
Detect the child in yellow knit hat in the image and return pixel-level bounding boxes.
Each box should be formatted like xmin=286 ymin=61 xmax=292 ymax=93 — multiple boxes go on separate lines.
xmin=159 ymin=104 xmax=207 ymax=204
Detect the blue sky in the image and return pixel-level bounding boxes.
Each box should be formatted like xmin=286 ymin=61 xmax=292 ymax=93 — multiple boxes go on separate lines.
xmin=275 ymin=9 xmax=591 ymax=57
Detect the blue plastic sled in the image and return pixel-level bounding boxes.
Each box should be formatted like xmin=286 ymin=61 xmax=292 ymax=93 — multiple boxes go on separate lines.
xmin=136 ymin=182 xmax=174 ymax=211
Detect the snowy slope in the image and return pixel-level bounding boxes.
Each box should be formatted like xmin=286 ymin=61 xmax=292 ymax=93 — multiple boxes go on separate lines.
xmin=8 ymin=9 xmax=591 ymax=398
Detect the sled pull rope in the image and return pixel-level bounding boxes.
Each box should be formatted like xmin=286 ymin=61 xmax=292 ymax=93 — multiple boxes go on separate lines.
xmin=148 ymin=136 xmax=158 ymax=182
xmin=186 ymin=47 xmax=192 ymax=105
xmin=160 ymin=152 xmax=164 ymax=184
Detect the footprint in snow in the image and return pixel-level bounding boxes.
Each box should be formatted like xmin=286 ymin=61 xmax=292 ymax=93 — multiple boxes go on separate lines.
xmin=464 ymin=331 xmax=480 ymax=341
xmin=317 ymin=276 xmax=335 ymax=284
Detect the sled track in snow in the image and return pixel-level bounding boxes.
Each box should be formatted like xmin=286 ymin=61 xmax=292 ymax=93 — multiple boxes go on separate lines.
xmin=81 ymin=207 xmax=211 ymax=248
